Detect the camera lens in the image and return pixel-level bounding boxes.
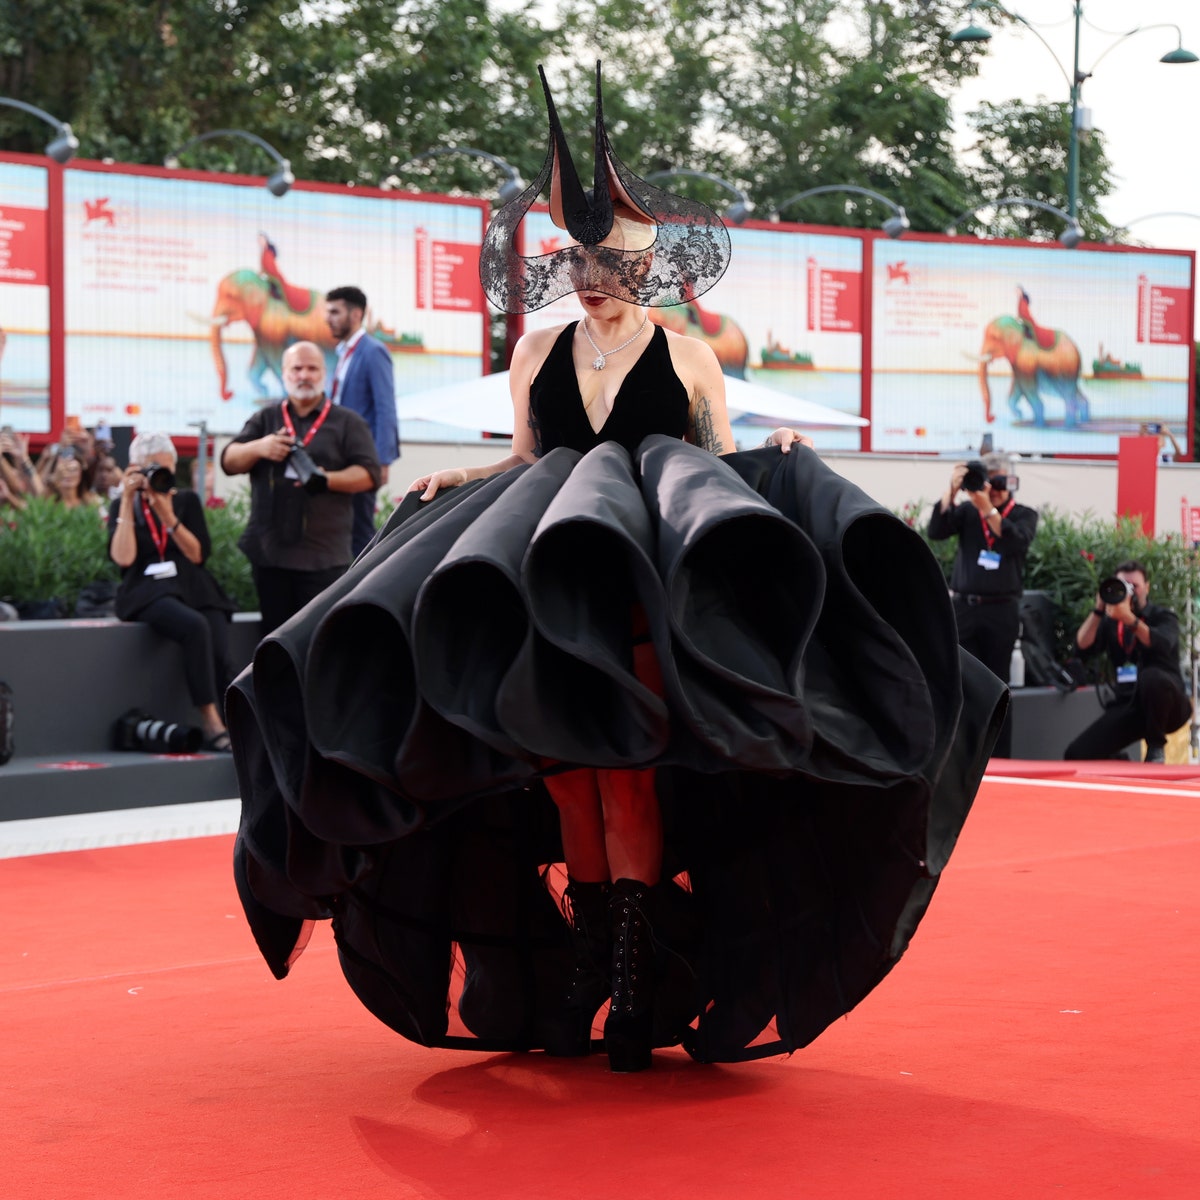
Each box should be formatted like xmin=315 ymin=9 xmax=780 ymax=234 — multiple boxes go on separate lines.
xmin=1098 ymin=577 xmax=1130 ymax=606
xmin=962 ymin=460 xmax=988 ymax=492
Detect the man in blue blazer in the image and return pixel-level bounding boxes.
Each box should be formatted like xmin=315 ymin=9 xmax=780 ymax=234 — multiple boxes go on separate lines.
xmin=324 ymin=285 xmax=398 ymax=556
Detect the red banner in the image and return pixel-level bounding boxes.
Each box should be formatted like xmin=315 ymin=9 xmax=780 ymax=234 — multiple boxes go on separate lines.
xmin=414 ymin=230 xmax=482 ymax=312
xmin=0 ymin=204 xmax=48 ymax=285
xmin=1136 ymin=275 xmax=1189 ymax=345
xmin=806 ymin=258 xmax=861 ymax=333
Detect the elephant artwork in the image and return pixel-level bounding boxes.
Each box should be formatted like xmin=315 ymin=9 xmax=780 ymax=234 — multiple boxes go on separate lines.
xmin=649 ymin=300 xmax=749 ymax=378
xmin=207 ymin=269 xmax=337 ymax=401
xmin=974 ymin=290 xmax=1090 ymax=428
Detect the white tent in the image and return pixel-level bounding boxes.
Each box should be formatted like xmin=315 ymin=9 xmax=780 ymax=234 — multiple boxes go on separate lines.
xmin=395 ymin=370 xmax=868 ymax=438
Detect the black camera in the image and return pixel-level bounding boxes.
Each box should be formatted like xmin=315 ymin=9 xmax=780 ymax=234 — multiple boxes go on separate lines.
xmin=141 ymin=464 xmax=175 ymax=493
xmin=287 ymin=444 xmax=328 ymax=494
xmin=962 ymin=460 xmax=989 ymax=492
xmin=1098 ymin=576 xmax=1134 ymax=606
xmin=114 ymin=709 xmax=202 ymax=754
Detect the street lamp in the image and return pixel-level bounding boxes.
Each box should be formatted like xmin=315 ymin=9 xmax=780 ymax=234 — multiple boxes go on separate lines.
xmin=0 ymin=97 xmax=78 ymax=163
xmin=770 ymin=185 xmax=910 ymax=238
xmin=644 ymin=169 xmax=754 ymax=224
xmin=385 ymin=147 xmax=525 ymax=205
xmin=164 ymin=129 xmax=294 ymax=196
xmin=945 ymin=195 xmax=1084 ymax=248
xmin=950 ymin=2 xmax=1197 ymax=221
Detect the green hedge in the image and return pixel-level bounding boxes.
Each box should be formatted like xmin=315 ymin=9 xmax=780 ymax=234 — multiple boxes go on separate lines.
xmin=0 ymin=494 xmax=258 ymax=614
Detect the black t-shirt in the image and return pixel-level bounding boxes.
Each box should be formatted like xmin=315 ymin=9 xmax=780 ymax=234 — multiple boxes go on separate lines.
xmin=225 ymin=399 xmax=381 ymax=571
xmin=927 ymin=498 xmax=1039 ymax=597
xmin=1080 ymin=602 xmax=1186 ymax=689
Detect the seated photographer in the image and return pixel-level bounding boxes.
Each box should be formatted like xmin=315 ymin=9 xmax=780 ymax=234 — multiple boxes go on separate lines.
xmin=928 ymin=453 xmax=1038 ymax=756
xmin=220 ymin=340 xmax=381 ymax=634
xmin=1065 ymin=560 xmax=1191 ymax=764
xmin=108 ymin=431 xmax=235 ymax=752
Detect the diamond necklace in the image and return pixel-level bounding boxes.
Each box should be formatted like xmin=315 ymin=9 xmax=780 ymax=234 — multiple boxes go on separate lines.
xmin=581 ymin=311 xmax=649 ymax=370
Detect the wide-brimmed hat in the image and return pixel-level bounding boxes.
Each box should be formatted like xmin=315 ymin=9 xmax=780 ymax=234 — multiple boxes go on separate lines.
xmin=478 ymin=63 xmax=732 ymax=314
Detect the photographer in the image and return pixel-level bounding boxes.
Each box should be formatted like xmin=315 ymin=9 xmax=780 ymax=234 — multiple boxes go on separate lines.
xmin=1065 ymin=560 xmax=1190 ymax=763
xmin=108 ymin=432 xmax=235 ymax=751
xmin=928 ymin=453 xmax=1038 ymax=756
xmin=221 ymin=340 xmax=380 ymax=633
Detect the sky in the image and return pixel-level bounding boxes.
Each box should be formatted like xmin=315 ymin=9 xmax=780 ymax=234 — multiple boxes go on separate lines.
xmin=946 ymin=0 xmax=1200 ymax=334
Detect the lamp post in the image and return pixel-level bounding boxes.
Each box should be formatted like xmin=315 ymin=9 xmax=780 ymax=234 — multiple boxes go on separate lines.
xmin=770 ymin=185 xmax=910 ymax=238
xmin=950 ymin=2 xmax=1197 ymax=222
xmin=164 ymin=129 xmax=294 ymax=196
xmin=644 ymin=169 xmax=754 ymax=224
xmin=945 ymin=195 xmax=1084 ymax=247
xmin=0 ymin=98 xmax=78 ymax=163
xmin=385 ymin=147 xmax=525 ymax=205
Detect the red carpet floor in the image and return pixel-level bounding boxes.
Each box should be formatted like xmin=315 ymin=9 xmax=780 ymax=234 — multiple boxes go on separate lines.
xmin=3 ymin=777 xmax=1198 ymax=1199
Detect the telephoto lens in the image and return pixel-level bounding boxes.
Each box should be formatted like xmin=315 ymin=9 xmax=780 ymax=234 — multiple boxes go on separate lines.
xmin=1097 ymin=576 xmax=1133 ymax=606
xmin=143 ymin=464 xmax=175 ymax=493
xmin=962 ymin=460 xmax=988 ymax=492
xmin=113 ymin=709 xmax=202 ymax=754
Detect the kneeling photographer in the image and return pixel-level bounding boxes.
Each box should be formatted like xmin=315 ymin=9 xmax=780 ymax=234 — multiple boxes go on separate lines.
xmin=928 ymin=453 xmax=1039 ymax=757
xmin=1065 ymin=560 xmax=1190 ymax=763
xmin=221 ymin=340 xmax=381 ymax=633
xmin=108 ymin=431 xmax=235 ymax=752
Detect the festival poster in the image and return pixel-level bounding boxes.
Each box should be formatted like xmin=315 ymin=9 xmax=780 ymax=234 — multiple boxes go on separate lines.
xmin=519 ymin=211 xmax=866 ymax=451
xmin=0 ymin=160 xmax=52 ymax=433
xmin=61 ymin=166 xmax=488 ymax=438
xmin=871 ymin=237 xmax=1195 ymax=455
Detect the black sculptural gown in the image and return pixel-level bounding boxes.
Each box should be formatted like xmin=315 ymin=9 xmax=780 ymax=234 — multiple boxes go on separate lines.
xmin=228 ymin=323 xmax=1007 ymax=1063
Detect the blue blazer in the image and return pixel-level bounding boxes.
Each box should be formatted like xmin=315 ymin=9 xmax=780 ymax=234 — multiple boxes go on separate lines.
xmin=336 ymin=334 xmax=398 ymax=464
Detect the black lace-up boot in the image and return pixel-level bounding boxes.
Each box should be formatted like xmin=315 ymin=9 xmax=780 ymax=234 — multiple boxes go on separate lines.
xmin=605 ymin=877 xmax=657 ymax=1073
xmin=543 ymin=878 xmax=612 ymax=1056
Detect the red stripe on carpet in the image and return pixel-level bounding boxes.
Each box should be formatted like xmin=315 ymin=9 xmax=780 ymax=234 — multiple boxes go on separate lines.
xmin=2 ymin=780 xmax=1197 ymax=1199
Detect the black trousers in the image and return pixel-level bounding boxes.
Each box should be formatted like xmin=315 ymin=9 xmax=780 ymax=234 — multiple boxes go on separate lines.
xmin=252 ymin=563 xmax=347 ymax=636
xmin=138 ymin=596 xmax=232 ymax=710
xmin=351 ymin=490 xmax=377 ymax=560
xmin=953 ymin=595 xmax=1019 ymax=757
xmin=1064 ymin=667 xmax=1192 ymax=759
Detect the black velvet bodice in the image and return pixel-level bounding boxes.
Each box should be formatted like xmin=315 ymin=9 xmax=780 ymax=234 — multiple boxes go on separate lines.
xmin=528 ymin=322 xmax=690 ymax=455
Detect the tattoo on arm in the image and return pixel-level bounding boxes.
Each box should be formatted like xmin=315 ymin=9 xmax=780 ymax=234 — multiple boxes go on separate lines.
xmin=526 ymin=410 xmax=544 ymax=459
xmin=689 ymin=395 xmax=727 ymax=454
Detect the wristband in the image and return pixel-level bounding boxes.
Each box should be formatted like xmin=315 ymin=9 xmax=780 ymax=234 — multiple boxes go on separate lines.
xmin=1092 ymin=607 xmax=1104 ymax=618
xmin=169 ymin=521 xmax=181 ymax=533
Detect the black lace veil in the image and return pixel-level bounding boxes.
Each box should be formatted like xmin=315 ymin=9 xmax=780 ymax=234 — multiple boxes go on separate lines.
xmin=478 ymin=63 xmax=732 ymax=315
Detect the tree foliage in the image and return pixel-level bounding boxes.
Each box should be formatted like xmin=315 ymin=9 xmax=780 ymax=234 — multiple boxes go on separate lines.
xmin=0 ymin=1 xmax=1119 ymax=237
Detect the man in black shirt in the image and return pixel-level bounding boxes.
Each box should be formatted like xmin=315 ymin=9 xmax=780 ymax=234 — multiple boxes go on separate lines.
xmin=928 ymin=454 xmax=1039 ymax=756
xmin=221 ymin=341 xmax=381 ymax=633
xmin=1065 ymin=560 xmax=1191 ymax=763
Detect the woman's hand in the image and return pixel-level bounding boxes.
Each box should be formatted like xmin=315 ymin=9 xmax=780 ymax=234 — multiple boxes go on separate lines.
xmin=763 ymin=427 xmax=814 ymax=453
xmin=410 ymin=467 xmax=469 ymax=502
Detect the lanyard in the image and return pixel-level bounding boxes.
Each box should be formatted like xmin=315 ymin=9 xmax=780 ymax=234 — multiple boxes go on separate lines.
xmin=980 ymin=498 xmax=1016 ymax=550
xmin=330 ymin=337 xmax=361 ymax=400
xmin=140 ymin=496 xmax=170 ymax=561
xmin=280 ymin=397 xmax=332 ymax=447
xmin=1116 ymin=618 xmax=1140 ymax=654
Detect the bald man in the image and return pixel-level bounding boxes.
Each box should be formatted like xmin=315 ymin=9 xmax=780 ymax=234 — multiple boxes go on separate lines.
xmin=222 ymin=341 xmax=381 ymax=632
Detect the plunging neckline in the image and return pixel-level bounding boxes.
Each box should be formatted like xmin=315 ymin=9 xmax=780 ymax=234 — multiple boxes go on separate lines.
xmin=570 ymin=320 xmax=659 ymax=436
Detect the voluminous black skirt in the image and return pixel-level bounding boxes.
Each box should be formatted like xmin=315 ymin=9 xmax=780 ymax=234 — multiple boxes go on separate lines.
xmin=229 ymin=437 xmax=1006 ymax=1063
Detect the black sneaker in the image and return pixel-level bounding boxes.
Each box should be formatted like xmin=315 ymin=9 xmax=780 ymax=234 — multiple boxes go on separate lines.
xmin=1144 ymin=744 xmax=1166 ymax=764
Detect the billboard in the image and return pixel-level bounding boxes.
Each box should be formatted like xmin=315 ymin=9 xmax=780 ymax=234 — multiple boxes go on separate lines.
xmin=61 ymin=164 xmax=489 ymax=437
xmin=0 ymin=160 xmax=51 ymax=433
xmin=519 ymin=211 xmax=866 ymax=451
xmin=871 ymin=236 xmax=1195 ymax=455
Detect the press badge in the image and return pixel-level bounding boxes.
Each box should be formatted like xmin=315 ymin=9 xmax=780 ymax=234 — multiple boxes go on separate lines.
xmin=1117 ymin=664 xmax=1138 ymax=686
xmin=977 ymin=549 xmax=1001 ymax=570
xmin=144 ymin=561 xmax=178 ymax=579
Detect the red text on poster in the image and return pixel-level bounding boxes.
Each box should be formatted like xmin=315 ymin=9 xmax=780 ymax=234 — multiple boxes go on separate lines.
xmin=1136 ymin=275 xmax=1188 ymax=345
xmin=415 ymin=228 xmax=483 ymax=311
xmin=0 ymin=205 xmax=48 ymax=285
xmin=806 ymin=258 xmax=861 ymax=333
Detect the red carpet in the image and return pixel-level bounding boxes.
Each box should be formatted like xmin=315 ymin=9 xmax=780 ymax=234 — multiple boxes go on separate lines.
xmin=3 ymin=778 xmax=1198 ymax=1199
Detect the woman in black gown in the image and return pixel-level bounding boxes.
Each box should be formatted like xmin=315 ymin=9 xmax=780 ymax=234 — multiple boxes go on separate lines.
xmin=228 ymin=64 xmax=1006 ymax=1076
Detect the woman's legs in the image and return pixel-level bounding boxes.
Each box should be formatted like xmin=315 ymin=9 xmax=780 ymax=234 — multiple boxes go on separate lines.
xmin=597 ymin=768 xmax=662 ymax=885
xmin=138 ymin=597 xmax=228 ymax=741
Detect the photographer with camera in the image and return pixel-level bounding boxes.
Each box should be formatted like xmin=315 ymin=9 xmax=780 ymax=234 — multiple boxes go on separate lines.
xmin=928 ymin=453 xmax=1038 ymax=756
xmin=221 ymin=340 xmax=381 ymax=633
xmin=108 ymin=432 xmax=236 ymax=751
xmin=1065 ymin=560 xmax=1190 ymax=763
